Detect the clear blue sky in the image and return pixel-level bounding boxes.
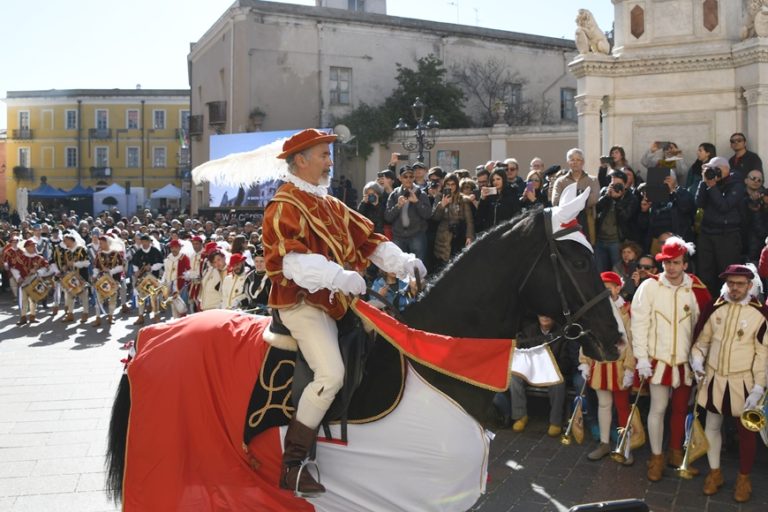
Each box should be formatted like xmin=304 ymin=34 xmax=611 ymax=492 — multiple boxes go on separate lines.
xmin=0 ymin=0 xmax=614 ymax=129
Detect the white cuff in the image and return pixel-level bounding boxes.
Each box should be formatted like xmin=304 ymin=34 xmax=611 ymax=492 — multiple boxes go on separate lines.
xmin=110 ymin=265 xmax=123 ymax=275
xmin=369 ymin=241 xmax=415 ymax=280
xmin=151 ymin=263 xmax=163 ymax=271
xmin=74 ymin=260 xmax=90 ymax=269
xmin=283 ymin=252 xmax=343 ymax=293
xmin=132 ymin=265 xmax=140 ymax=273
xmin=11 ymin=269 xmax=21 ymax=281
xmin=752 ymin=384 xmax=765 ymax=396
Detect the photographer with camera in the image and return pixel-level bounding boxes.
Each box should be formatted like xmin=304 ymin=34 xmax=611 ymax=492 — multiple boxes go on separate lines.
xmin=431 ymin=174 xmax=474 ymax=269
xmin=597 ymin=155 xmax=615 ymax=189
xmin=695 ymin=156 xmax=747 ymax=296
xmin=636 ymin=170 xmax=696 ymax=252
xmin=476 ymin=168 xmax=522 ymax=233
xmin=385 ymin=165 xmax=433 ymax=261
xmin=595 ymin=170 xmax=639 ymax=271
xmin=357 ymin=181 xmax=386 ymax=234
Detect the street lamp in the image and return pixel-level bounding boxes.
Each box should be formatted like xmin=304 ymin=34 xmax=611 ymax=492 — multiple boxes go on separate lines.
xmin=394 ymin=97 xmax=440 ymax=163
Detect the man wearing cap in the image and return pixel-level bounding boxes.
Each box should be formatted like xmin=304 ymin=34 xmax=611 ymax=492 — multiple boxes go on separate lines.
xmin=11 ymin=239 xmax=51 ymax=325
xmin=161 ymin=239 xmax=190 ymax=319
xmin=200 ymin=242 xmax=226 ymax=311
xmin=695 ymin=156 xmax=747 ymax=296
xmin=689 ymin=264 xmax=768 ymax=502
xmin=221 ymin=253 xmax=249 ymax=309
xmin=384 ymin=164 xmax=433 ymax=261
xmin=263 ymin=128 xmax=426 ymax=497
xmin=631 ymin=236 xmax=711 ymax=481
xmin=92 ymin=235 xmax=125 ymax=326
xmin=412 ymin=161 xmax=428 ymax=191
xmin=61 ymin=232 xmax=91 ymax=324
xmin=131 ymin=234 xmax=164 ymax=325
xmin=185 ymin=235 xmax=205 ymax=313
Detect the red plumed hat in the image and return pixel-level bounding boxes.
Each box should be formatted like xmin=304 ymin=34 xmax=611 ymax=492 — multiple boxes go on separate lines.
xmin=228 ymin=253 xmax=247 ymax=271
xmin=655 ymin=236 xmax=695 ymax=262
xmin=600 ymin=271 xmax=623 ymax=287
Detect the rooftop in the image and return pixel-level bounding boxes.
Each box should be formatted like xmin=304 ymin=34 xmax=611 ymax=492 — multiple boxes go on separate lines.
xmin=5 ymin=89 xmax=190 ymax=99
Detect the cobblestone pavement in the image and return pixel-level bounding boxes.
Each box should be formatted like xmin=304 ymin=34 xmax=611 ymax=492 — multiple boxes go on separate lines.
xmin=473 ymin=396 xmax=768 ymax=512
xmin=1 ymin=294 xmax=766 ymax=512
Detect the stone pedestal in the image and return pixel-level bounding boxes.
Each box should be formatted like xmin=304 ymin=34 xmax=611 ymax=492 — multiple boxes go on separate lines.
xmin=570 ymin=1 xmax=768 ymax=174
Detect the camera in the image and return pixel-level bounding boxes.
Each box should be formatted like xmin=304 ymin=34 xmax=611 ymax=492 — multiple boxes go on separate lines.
xmin=703 ymin=166 xmax=721 ymax=181
xmin=442 ymin=188 xmax=452 ymax=198
xmin=367 ymin=193 xmax=377 ymax=203
xmin=429 ymin=181 xmax=440 ymax=189
xmin=600 ymin=156 xmax=612 ymax=166
xmin=612 ymin=183 xmax=624 ymax=193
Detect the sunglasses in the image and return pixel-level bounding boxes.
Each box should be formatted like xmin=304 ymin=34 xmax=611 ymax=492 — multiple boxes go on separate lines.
xmin=730 ymin=139 xmax=745 ymax=143
xmin=638 ymin=264 xmax=655 ymax=270
xmin=748 ymin=176 xmax=763 ymax=182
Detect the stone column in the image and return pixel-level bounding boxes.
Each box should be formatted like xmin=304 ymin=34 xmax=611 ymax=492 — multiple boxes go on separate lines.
xmin=575 ymin=95 xmax=604 ymax=172
xmin=743 ymin=86 xmax=768 ymax=160
xmin=489 ymin=123 xmax=508 ymax=162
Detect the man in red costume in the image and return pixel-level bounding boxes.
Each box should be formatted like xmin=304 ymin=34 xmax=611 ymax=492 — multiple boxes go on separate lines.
xmin=631 ymin=236 xmax=711 ymax=481
xmin=186 ymin=235 xmax=205 ymax=313
xmin=262 ymin=128 xmax=426 ymax=497
xmin=162 ymin=239 xmax=190 ymax=319
xmin=11 ymin=239 xmax=51 ymax=325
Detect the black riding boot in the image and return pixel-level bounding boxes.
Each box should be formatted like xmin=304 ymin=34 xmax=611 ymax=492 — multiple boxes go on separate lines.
xmin=279 ymin=419 xmax=326 ymax=497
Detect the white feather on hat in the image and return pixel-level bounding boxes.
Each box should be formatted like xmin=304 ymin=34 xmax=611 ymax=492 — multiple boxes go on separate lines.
xmin=662 ymin=235 xmax=695 ymax=256
xmin=191 ymin=138 xmax=289 ymax=187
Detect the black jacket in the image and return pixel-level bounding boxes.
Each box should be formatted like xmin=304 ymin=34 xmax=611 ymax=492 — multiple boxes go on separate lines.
xmin=729 ymin=150 xmax=763 ymax=181
xmin=695 ymin=175 xmax=746 ymax=234
xmin=476 ymin=184 xmax=522 ymax=233
xmin=637 ymin=186 xmax=696 ymax=245
xmin=595 ymin=187 xmax=639 ymax=242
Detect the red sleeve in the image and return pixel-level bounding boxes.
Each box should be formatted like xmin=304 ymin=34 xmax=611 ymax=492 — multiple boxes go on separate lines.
xmin=262 ymin=201 xmax=313 ymax=284
xmin=760 ymin=246 xmax=768 ymax=279
xmin=333 ymin=198 xmax=387 ymax=261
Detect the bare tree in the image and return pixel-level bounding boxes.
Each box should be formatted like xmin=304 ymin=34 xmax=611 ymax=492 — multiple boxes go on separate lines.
xmin=451 ymin=57 xmax=552 ymax=127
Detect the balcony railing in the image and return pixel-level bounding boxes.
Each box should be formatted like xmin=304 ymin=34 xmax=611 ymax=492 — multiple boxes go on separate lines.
xmin=176 ymin=167 xmax=191 ymax=180
xmin=90 ymin=166 xmax=112 ymax=179
xmin=207 ymin=101 xmax=227 ymax=127
xmin=12 ymin=128 xmax=33 ymax=140
xmin=188 ymin=115 xmax=204 ymax=136
xmin=89 ymin=128 xmax=112 ymax=140
xmin=13 ymin=166 xmax=34 ymax=181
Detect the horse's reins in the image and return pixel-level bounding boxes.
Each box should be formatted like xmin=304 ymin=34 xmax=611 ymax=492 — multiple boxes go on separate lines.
xmin=517 ymin=208 xmax=611 ymax=344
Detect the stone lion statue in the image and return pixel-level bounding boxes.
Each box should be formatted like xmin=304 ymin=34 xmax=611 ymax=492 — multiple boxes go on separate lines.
xmin=575 ymin=9 xmax=610 ymax=55
xmin=742 ymin=0 xmax=768 ymax=40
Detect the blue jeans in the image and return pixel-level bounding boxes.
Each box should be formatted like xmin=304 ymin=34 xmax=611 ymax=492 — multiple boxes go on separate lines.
xmin=392 ymin=232 xmax=428 ymax=263
xmin=595 ymin=240 xmax=621 ymax=272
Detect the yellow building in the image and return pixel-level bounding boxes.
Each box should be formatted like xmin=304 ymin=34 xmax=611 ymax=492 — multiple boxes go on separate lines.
xmin=3 ymin=88 xmax=191 ymax=212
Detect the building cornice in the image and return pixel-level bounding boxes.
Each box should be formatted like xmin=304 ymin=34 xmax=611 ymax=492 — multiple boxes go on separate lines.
xmin=5 ymin=89 xmax=190 ymax=100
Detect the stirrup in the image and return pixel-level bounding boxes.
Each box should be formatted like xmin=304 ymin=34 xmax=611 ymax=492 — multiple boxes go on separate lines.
xmin=294 ymin=459 xmax=322 ymax=498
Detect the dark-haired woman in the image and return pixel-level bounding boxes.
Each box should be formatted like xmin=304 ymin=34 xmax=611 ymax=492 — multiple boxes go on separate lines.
xmin=476 ymin=169 xmax=522 ymax=233
xmin=686 ymin=142 xmax=716 ymax=194
xmin=432 ymin=174 xmax=475 ymax=268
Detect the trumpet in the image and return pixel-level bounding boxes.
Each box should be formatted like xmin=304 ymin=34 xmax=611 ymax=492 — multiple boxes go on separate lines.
xmin=611 ymin=377 xmax=645 ymax=463
xmin=741 ymin=389 xmax=768 ymax=432
xmin=676 ymin=406 xmax=704 ymax=479
xmin=561 ymin=380 xmax=588 ymax=446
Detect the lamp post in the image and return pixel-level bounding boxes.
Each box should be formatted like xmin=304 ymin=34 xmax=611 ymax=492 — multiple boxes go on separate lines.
xmin=394 ymin=97 xmax=440 ymax=163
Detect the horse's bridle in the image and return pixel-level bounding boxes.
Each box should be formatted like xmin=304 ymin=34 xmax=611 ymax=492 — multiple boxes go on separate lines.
xmin=518 ymin=208 xmax=611 ymax=341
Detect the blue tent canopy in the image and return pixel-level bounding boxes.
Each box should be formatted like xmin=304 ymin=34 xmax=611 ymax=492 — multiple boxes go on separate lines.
xmin=66 ymin=184 xmax=94 ymax=197
xmin=28 ymin=183 xmax=68 ymax=198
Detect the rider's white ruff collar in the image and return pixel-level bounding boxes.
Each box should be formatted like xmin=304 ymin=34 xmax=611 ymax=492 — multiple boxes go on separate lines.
xmin=283 ymin=172 xmax=329 ymax=198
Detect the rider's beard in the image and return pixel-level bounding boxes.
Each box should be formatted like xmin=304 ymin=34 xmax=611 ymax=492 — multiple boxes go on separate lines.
xmin=319 ymin=170 xmax=331 ymax=188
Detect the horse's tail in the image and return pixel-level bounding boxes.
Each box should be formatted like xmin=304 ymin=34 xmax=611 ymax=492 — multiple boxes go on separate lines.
xmin=105 ymin=373 xmax=131 ymax=504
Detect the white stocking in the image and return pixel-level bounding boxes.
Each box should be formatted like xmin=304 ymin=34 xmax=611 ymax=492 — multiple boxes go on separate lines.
xmin=704 ymin=411 xmax=723 ymax=470
xmin=648 ymin=384 xmax=670 ymax=455
xmin=596 ymin=389 xmax=614 ymax=444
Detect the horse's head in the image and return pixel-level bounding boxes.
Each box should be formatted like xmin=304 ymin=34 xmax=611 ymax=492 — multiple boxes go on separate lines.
xmin=517 ymin=185 xmax=621 ymax=361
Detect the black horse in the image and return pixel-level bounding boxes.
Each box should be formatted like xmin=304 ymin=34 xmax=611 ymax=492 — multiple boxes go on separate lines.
xmin=107 ymin=190 xmax=620 ymax=511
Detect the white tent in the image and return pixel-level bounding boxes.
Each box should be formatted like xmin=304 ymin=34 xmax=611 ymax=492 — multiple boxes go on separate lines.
xmin=150 ymin=183 xmax=182 ymax=200
xmin=93 ymin=183 xmax=127 ymax=216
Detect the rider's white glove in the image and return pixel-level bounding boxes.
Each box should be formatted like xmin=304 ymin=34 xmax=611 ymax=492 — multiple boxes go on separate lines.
xmin=578 ymin=363 xmax=591 ymax=381
xmin=622 ymin=369 xmax=635 ymax=389
xmin=744 ymin=385 xmax=765 ymax=411
xmin=369 ymin=242 xmax=427 ymax=281
xmin=330 ymin=269 xmax=366 ymax=296
xmin=636 ymin=358 xmax=653 ymax=379
xmin=404 ymin=258 xmax=428 ymax=281
xmin=690 ymin=354 xmax=705 ymax=375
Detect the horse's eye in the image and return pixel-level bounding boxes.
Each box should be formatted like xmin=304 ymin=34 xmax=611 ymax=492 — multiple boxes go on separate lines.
xmin=571 ymin=258 xmax=589 ymax=272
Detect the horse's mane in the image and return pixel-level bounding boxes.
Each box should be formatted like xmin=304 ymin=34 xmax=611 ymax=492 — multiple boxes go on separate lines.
xmin=416 ymin=206 xmax=544 ymax=298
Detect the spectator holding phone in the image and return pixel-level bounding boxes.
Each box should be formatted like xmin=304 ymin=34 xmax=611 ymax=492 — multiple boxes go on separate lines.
xmin=613 ymin=240 xmax=643 ymax=300
xmin=385 ymin=165 xmax=432 ymax=261
xmin=521 ymin=170 xmax=549 ymax=210
xmin=595 ymin=170 xmax=639 ymax=271
xmin=641 ymin=141 xmax=687 ymax=183
xmin=476 ymin=168 xmax=522 ymax=233
xmin=432 ymin=174 xmax=474 ymax=268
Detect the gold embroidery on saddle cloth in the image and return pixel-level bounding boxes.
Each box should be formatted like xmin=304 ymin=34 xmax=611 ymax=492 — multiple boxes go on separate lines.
xmin=247 ymin=347 xmax=295 ymax=428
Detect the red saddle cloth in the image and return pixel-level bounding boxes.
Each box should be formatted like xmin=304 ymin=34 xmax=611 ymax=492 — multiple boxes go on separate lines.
xmin=123 ymin=304 xmax=513 ymax=511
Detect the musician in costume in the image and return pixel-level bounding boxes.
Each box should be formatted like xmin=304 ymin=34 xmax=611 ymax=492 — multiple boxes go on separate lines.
xmin=1 ymin=235 xmax=20 ymax=301
xmin=106 ymin=229 xmax=131 ymax=314
xmin=691 ymin=264 xmax=768 ymax=502
xmin=244 ymin=246 xmax=270 ymax=313
xmin=92 ymin=235 xmax=125 ymax=326
xmin=61 ymin=231 xmax=91 ymax=324
xmin=161 ymin=239 xmax=190 ymax=319
xmin=10 ymin=239 xmax=51 ymax=325
xmin=261 ymin=128 xmax=426 ymax=496
xmin=631 ymin=236 xmax=711 ymax=481
xmin=131 ymin=234 xmax=164 ymax=325
xmin=185 ymin=235 xmax=205 ymax=313
xmin=48 ymin=228 xmax=68 ymax=316
xmin=221 ymin=252 xmax=249 ymax=309
xmin=199 ymin=242 xmax=226 ymax=311
xmin=580 ymin=271 xmax=636 ymax=464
